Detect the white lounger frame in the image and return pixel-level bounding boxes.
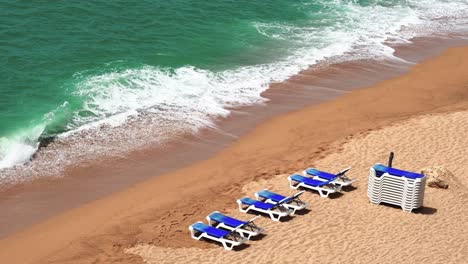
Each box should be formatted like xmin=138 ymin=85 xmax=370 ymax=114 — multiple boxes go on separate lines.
xmin=189 ymin=221 xmax=247 ymax=250
xmin=236 ymin=199 xmax=293 ymax=222
xmin=206 ymin=213 xmax=264 ymax=239
xmin=254 ymin=191 xmax=309 ymax=215
xmin=288 ymin=175 xmax=341 ymax=198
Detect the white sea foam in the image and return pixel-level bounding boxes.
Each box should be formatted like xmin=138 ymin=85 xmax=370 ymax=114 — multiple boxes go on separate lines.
xmin=1 ymin=0 xmax=467 ymax=184
xmin=0 ymin=138 xmax=38 ymax=170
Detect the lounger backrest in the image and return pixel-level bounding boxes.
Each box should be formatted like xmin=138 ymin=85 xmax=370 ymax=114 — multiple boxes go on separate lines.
xmin=291 ymin=190 xmax=305 ymax=199
xmin=191 ymin=222 xmax=230 ymax=238
xmin=373 ymin=164 xmax=424 ymax=179
xmin=337 ymin=167 xmax=351 ymax=176
xmin=257 ymin=190 xmax=286 ymax=202
xmin=305 ymin=168 xmax=337 ymax=181
xmin=209 ymin=212 xmax=246 ymax=228
xmin=240 ymin=197 xmax=276 ymax=210
xmin=290 ymin=174 xmax=332 ymax=187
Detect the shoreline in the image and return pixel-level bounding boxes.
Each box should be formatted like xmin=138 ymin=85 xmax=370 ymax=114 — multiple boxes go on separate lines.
xmin=0 ymin=36 xmax=467 ymax=239
xmin=1 ymin=42 xmax=468 ymax=263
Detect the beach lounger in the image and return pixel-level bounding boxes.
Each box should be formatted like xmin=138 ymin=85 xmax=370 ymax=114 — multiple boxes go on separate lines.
xmin=189 ymin=221 xmax=248 ymax=250
xmin=237 ymin=197 xmax=293 ymax=221
xmin=303 ymin=167 xmax=355 ymax=187
xmin=288 ymin=174 xmax=341 ymax=198
xmin=206 ymin=211 xmax=264 ymax=239
xmin=254 ymin=189 xmax=309 ymax=215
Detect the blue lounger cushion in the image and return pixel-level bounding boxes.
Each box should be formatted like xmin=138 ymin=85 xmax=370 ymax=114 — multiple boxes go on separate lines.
xmin=256 ymin=190 xmax=295 ymax=204
xmin=290 ymin=174 xmax=332 ymax=187
xmin=240 ymin=197 xmax=276 ymax=210
xmin=191 ymin=222 xmax=230 ymax=238
xmin=257 ymin=190 xmax=286 ymax=202
xmin=305 ymin=168 xmax=337 ymax=181
xmin=373 ymin=164 xmax=424 ymax=179
xmin=209 ymin=212 xmax=247 ymax=228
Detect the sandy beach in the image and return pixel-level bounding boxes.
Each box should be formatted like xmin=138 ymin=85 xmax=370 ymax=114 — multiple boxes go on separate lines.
xmin=1 ymin=46 xmax=468 ymax=264
xmin=128 ymin=109 xmax=468 ymax=263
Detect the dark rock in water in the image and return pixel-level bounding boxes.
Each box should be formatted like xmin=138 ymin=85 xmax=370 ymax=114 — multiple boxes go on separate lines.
xmin=38 ymin=136 xmax=56 ymax=150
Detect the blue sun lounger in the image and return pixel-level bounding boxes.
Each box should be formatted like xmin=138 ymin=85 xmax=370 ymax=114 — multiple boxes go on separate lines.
xmin=288 ymin=174 xmax=341 ymax=198
xmin=254 ymin=189 xmax=309 ymax=215
xmin=237 ymin=197 xmax=293 ymax=221
xmin=189 ymin=221 xmax=248 ymax=250
xmin=303 ymin=167 xmax=355 ymax=187
xmin=206 ymin=211 xmax=264 ymax=239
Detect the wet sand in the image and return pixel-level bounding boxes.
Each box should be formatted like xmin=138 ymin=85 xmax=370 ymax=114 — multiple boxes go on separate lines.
xmin=0 ymin=43 xmax=468 ymax=263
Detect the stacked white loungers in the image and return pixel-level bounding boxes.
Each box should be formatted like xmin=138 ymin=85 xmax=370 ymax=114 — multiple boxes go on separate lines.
xmin=368 ymin=164 xmax=426 ymax=212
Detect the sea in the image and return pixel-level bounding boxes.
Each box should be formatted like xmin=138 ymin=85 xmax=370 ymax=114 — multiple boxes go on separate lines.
xmin=1 ymin=0 xmax=467 ymax=184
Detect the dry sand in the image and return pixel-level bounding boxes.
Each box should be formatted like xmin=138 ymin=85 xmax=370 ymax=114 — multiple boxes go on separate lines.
xmin=127 ymin=110 xmax=468 ymax=263
xmin=0 ymin=46 xmax=468 ymax=264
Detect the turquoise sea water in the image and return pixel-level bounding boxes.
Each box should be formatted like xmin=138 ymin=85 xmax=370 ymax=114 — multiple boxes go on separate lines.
xmin=0 ymin=0 xmax=467 ymax=176
xmin=0 ymin=1 xmax=314 ymax=136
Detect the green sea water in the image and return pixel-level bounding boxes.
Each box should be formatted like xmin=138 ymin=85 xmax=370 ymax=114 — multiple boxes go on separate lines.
xmin=1 ymin=0 xmax=467 ymax=171
xmin=0 ymin=0 xmax=309 ymax=136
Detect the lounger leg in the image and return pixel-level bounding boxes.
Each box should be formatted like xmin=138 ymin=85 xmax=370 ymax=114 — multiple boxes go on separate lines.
xmin=238 ymin=230 xmax=252 ymax=240
xmin=290 ymin=207 xmax=297 ymax=215
xmin=240 ymin=206 xmax=250 ymax=214
xmin=190 ymin=229 xmax=202 ymax=240
xmin=222 ymin=241 xmax=235 ymax=250
xmin=318 ymin=190 xmax=329 ymax=198
xmin=268 ymin=211 xmax=281 ymax=222
xmin=237 ymin=201 xmax=250 ymax=213
xmin=288 ymin=178 xmax=300 ymax=190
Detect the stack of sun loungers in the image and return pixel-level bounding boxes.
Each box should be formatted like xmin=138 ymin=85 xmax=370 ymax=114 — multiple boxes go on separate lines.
xmin=367 ymin=164 xmax=426 ymax=212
